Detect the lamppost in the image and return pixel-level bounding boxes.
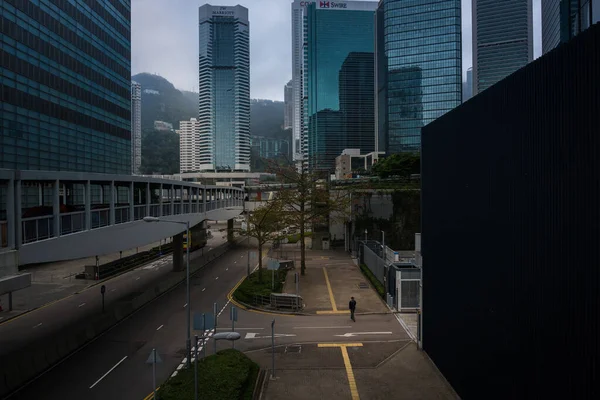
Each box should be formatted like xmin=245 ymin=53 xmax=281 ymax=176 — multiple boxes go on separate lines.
xmin=143 ymin=216 xmax=192 ymax=367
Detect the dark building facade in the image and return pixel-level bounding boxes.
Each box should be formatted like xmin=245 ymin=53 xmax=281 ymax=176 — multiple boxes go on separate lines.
xmin=339 ymin=52 xmax=374 ymax=156
xmin=421 ymin=23 xmax=599 ymax=399
xmin=0 ymin=0 xmax=132 ymax=174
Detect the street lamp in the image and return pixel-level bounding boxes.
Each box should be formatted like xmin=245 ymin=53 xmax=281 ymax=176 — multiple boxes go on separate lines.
xmin=143 ymin=216 xmax=192 ymax=367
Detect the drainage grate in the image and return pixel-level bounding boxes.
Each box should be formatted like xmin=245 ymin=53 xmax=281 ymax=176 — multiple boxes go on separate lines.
xmin=285 ymin=345 xmax=302 ymax=354
xmin=358 ymin=282 xmax=369 ymax=289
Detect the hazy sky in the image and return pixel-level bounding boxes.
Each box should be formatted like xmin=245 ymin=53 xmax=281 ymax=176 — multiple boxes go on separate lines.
xmin=132 ymin=0 xmax=542 ymax=101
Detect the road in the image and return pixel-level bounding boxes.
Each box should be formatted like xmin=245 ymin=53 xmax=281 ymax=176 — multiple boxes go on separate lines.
xmin=3 ymin=243 xmax=249 ymax=399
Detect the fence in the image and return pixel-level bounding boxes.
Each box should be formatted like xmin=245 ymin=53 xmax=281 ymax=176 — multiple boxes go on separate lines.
xmin=360 ymin=241 xmax=386 ymax=284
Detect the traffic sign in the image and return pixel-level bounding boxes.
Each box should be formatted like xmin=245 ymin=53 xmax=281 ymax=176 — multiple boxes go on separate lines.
xmin=146 ymin=349 xmax=163 ymax=364
xmin=230 ymin=306 xmax=238 ymax=322
xmin=267 ymin=259 xmax=280 ymax=270
xmin=194 ymin=312 xmax=215 ymax=331
xmin=100 ymin=285 xmax=106 ymax=294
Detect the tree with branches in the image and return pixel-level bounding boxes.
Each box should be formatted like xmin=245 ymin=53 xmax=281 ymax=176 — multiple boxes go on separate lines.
xmin=268 ymin=160 xmax=350 ymax=275
xmin=243 ymin=198 xmax=286 ymax=283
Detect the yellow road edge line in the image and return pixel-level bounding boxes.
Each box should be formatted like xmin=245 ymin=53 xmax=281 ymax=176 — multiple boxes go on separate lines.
xmin=322 ymin=267 xmax=338 ymax=312
xmin=340 ymin=346 xmax=360 ymax=400
xmin=142 ymin=386 xmax=160 ymax=400
xmin=318 ymin=343 xmax=363 ymax=348
xmin=316 ymin=310 xmax=350 ymax=314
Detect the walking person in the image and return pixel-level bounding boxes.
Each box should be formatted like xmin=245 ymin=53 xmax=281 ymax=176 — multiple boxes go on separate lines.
xmin=349 ymin=296 xmax=357 ymax=322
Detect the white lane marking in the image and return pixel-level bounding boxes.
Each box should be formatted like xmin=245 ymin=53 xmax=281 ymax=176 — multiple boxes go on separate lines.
xmin=78 ymin=303 xmax=86 ymax=308
xmin=334 ymin=332 xmax=393 ymax=337
xmin=157 ymin=325 xmax=164 ymax=331
xmin=89 ymin=356 xmax=128 ymax=389
xmin=184 ymin=303 xmax=188 ymax=308
xmin=226 ymin=268 xmax=229 ymax=271
xmin=245 ymin=332 xmax=296 ymax=339
xmin=0 ymin=317 xmax=4 ymax=321
xmin=110 ymin=289 xmax=116 ymax=292
xmin=234 ymin=261 xmax=236 ymax=264
xmin=135 ymin=277 xmax=140 ymax=281
xmin=215 ymin=276 xmax=219 ymax=280
xmin=293 ymin=326 xmax=352 ymax=329
xmin=33 ymin=323 xmax=43 ymax=328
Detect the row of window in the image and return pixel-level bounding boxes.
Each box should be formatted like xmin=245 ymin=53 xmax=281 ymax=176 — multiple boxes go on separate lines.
xmin=1 ymin=51 xmax=129 ymax=120
xmin=2 ymin=85 xmax=130 ymax=139
xmin=1 ymin=18 xmax=130 ymax=99
xmin=385 ymin=24 xmax=460 ymax=42
xmin=3 ymin=1 xmax=130 ymax=76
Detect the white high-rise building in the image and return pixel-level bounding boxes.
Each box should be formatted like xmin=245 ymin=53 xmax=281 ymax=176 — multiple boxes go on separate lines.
xmin=198 ymin=4 xmax=250 ymax=172
xmin=284 ymin=80 xmax=293 ymax=131
xmin=177 ymin=118 xmax=201 ymax=173
xmin=130 ymin=81 xmax=142 ymax=175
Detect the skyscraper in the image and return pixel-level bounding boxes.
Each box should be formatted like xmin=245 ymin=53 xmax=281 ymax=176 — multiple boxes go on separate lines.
xmin=198 ymin=4 xmax=250 ymax=172
xmin=131 ymin=81 xmax=142 ymax=174
xmin=472 ymin=0 xmax=533 ymax=94
xmin=375 ymin=0 xmax=462 ymax=154
xmin=305 ymin=1 xmax=378 ymax=170
xmin=542 ymin=0 xmax=599 ymax=54
xmin=178 ymin=118 xmax=201 ymax=173
xmin=0 ymin=0 xmax=132 ymax=173
xmin=284 ymin=80 xmax=293 ymax=131
xmin=464 ymin=67 xmax=474 ymax=102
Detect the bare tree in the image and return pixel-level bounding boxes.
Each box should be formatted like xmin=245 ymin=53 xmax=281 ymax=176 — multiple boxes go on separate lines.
xmin=243 ymin=198 xmax=285 ymax=282
xmin=268 ymin=159 xmax=350 ymax=275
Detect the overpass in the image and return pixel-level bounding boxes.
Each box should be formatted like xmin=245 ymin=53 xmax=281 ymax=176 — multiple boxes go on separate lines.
xmin=0 ymin=169 xmax=244 ymax=269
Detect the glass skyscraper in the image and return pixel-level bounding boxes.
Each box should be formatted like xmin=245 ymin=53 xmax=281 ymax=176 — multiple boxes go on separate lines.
xmin=305 ymin=1 xmax=377 ymax=171
xmin=542 ymin=0 xmax=599 ymax=54
xmin=198 ymin=4 xmax=250 ymax=172
xmin=375 ymin=0 xmax=462 ymax=154
xmin=131 ymin=81 xmax=141 ymax=174
xmin=0 ymin=0 xmax=132 ymax=173
xmin=472 ymin=0 xmax=533 ymax=94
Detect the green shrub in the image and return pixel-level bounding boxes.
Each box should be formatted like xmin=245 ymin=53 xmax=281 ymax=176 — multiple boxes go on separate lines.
xmin=360 ymin=264 xmax=385 ymax=298
xmin=286 ymin=232 xmax=312 ymax=243
xmin=157 ymin=349 xmax=260 ymax=400
xmin=233 ymin=268 xmax=287 ymax=304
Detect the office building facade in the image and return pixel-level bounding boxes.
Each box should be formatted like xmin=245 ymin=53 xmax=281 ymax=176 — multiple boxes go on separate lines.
xmin=305 ymin=1 xmax=378 ymax=170
xmin=131 ymin=81 xmax=142 ymax=174
xmin=464 ymin=67 xmax=473 ymax=102
xmin=542 ymin=0 xmax=599 ymax=54
xmin=375 ymin=0 xmax=462 ymax=154
xmin=251 ymin=136 xmax=290 ymax=160
xmin=177 ymin=118 xmax=200 ymax=173
xmin=284 ymin=80 xmax=293 ymax=131
xmin=291 ymin=0 xmax=311 ymax=162
xmin=472 ymin=0 xmax=533 ymax=94
xmin=0 ymin=0 xmax=132 ymax=173
xmin=198 ymin=4 xmax=250 ymax=172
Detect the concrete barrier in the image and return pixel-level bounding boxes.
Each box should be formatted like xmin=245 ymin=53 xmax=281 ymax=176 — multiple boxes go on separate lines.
xmin=0 ymin=242 xmax=233 ymax=398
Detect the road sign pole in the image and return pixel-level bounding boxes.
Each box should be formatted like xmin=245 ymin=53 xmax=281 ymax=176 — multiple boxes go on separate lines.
xmin=213 ymin=302 xmax=218 ymax=354
xmin=203 ymin=313 xmax=207 ymax=359
xmin=100 ymin=285 xmax=106 ymax=313
xmin=194 ymin=335 xmax=199 ymax=400
xmin=247 ymin=249 xmax=250 ymax=276
xmin=295 ymin=273 xmax=299 ymax=309
xmin=272 ymin=268 xmax=274 ymax=290
xmin=152 ymin=348 xmax=157 ymax=400
xmin=271 ymin=319 xmax=275 ymax=378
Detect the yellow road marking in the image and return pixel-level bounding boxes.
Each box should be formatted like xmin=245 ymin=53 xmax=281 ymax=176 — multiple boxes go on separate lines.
xmin=318 ymin=343 xmax=363 ymax=399
xmin=316 ymin=310 xmax=350 ymax=314
xmin=142 ymin=386 xmax=160 ymax=400
xmin=322 ymin=267 xmax=338 ymax=311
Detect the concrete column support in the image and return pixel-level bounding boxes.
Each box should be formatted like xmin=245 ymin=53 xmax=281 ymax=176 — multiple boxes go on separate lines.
xmin=159 ymin=183 xmax=163 ymax=217
xmin=188 ymin=187 xmax=192 ymax=213
xmin=170 ymin=185 xmax=175 ymax=216
xmin=146 ymin=182 xmax=150 ymax=216
xmin=53 ymin=179 xmax=60 ymax=238
xmin=196 ymin=187 xmax=200 ymax=213
xmin=15 ymin=180 xmax=22 ymax=248
xmin=85 ymin=180 xmax=91 ymax=231
xmin=129 ymin=182 xmax=134 ymax=222
xmin=7 ymin=178 xmax=15 ymax=248
xmin=180 ymin=185 xmax=184 ymax=214
xmin=172 ymin=232 xmax=184 ymax=272
xmin=202 ymin=187 xmax=206 ymax=213
xmin=109 ymin=181 xmax=115 ymax=225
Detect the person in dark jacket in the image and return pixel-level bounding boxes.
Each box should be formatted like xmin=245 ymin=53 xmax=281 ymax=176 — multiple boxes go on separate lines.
xmin=349 ymin=297 xmax=357 ymax=322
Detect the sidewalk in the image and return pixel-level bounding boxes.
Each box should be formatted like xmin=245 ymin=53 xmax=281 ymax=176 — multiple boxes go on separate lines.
xmin=280 ymin=247 xmax=388 ymax=314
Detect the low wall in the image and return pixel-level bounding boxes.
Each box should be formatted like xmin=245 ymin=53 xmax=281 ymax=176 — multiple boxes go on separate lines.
xmin=0 ymin=242 xmax=233 ymax=398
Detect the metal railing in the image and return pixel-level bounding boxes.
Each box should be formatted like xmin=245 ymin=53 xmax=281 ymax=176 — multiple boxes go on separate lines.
xmin=134 ymin=204 xmax=147 ymax=221
xmin=60 ymin=211 xmax=86 ymax=235
xmin=115 ymin=206 xmax=129 ymax=224
xmin=22 ymin=215 xmax=54 ymax=243
xmin=91 ymin=209 xmax=110 ymax=229
xmin=149 ymin=204 xmax=160 ymax=217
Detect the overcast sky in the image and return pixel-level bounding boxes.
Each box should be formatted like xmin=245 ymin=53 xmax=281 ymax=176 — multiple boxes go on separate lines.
xmin=132 ymin=0 xmax=542 ymax=101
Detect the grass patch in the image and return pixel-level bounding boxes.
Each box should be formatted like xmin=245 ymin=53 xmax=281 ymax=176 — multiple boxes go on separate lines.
xmin=233 ymin=268 xmax=287 ymax=305
xmin=157 ymin=349 xmax=260 ymax=400
xmin=360 ymin=264 xmax=385 ymax=298
xmin=286 ymin=232 xmax=312 ymax=244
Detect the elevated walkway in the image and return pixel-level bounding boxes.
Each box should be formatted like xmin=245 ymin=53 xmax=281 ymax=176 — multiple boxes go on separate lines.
xmin=0 ymin=169 xmax=244 ymax=266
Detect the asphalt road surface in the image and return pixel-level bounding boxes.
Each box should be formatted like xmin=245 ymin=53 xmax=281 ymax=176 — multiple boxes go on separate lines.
xmin=7 ymin=246 xmax=252 ymax=400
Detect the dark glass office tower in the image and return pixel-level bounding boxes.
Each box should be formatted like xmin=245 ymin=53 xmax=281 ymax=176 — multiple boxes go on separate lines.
xmin=305 ymin=1 xmax=377 ymax=171
xmin=542 ymin=0 xmax=599 ymax=54
xmin=0 ymin=0 xmax=132 ymax=173
xmin=376 ymin=0 xmax=462 ymax=154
